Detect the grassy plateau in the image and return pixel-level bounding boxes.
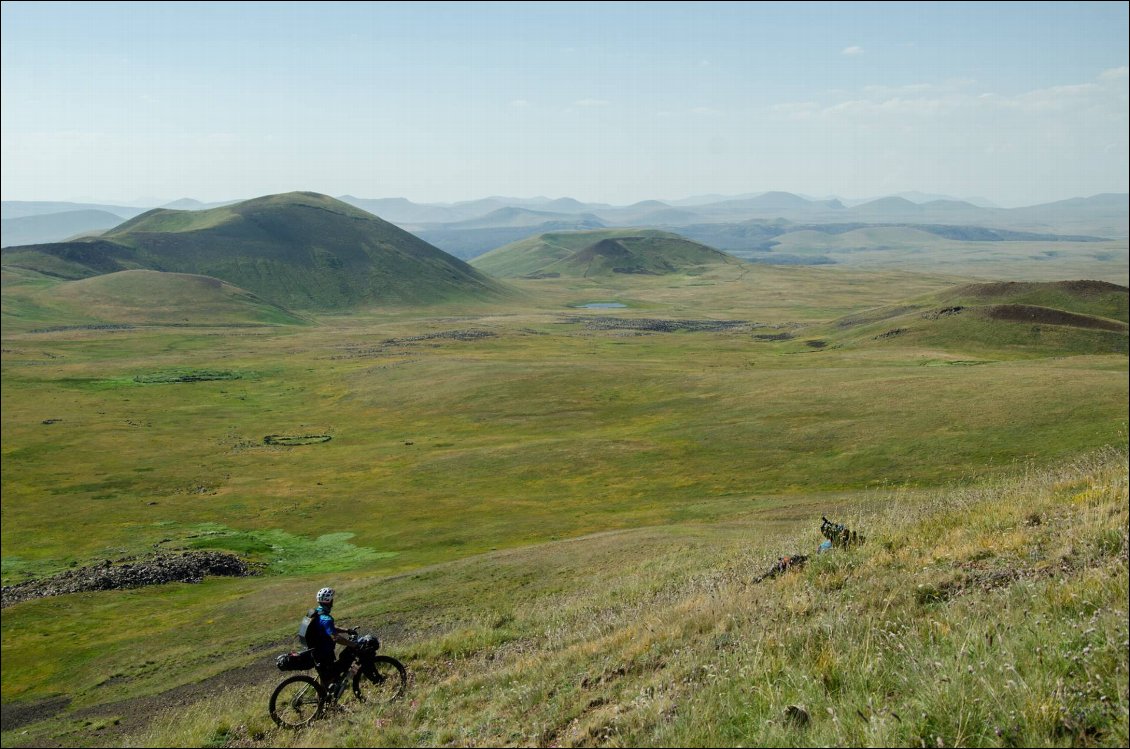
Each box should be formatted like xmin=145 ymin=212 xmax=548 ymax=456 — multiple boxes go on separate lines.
xmin=1 ymin=260 xmax=1126 ymax=747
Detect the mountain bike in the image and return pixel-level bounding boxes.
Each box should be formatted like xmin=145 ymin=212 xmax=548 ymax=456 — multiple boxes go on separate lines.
xmin=269 ymin=632 xmax=408 ymax=729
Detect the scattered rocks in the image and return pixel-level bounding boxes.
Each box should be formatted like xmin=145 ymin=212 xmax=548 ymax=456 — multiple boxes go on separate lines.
xmin=564 ymin=316 xmax=749 ymax=333
xmin=922 ymin=306 xmax=965 ymax=320
xmin=837 ymin=306 xmax=921 ymax=328
xmin=333 ymin=330 xmax=496 ymax=358
xmin=874 ymin=328 xmax=909 ymax=340
xmin=383 ymin=330 xmax=496 ymax=344
xmin=1 ymin=551 xmax=256 ymax=608
xmin=263 ymin=434 xmax=332 ymax=446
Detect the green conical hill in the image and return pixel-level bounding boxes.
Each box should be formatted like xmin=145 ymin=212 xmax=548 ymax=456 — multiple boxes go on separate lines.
xmin=1 ymin=192 xmax=509 ymax=310
xmin=471 ymin=228 xmax=737 ymax=278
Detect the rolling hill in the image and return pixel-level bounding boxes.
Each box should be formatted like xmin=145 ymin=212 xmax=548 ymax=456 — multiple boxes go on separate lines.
xmin=828 ymin=280 xmax=1129 ymax=356
xmin=2 ymin=269 xmax=309 ymax=328
xmin=471 ymin=228 xmax=740 ymax=278
xmin=0 ymin=192 xmax=509 ymax=310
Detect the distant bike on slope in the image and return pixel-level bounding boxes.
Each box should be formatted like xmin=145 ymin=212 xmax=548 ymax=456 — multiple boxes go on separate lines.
xmin=269 ymin=631 xmax=408 ymax=729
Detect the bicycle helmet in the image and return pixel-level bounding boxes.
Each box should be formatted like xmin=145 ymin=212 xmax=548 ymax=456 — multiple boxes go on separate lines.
xmin=316 ymin=587 xmax=335 ymax=605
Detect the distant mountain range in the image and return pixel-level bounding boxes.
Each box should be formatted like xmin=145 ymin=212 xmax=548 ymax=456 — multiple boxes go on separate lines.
xmin=5 ymin=191 xmax=1125 ymax=251
xmin=0 ymin=209 xmax=128 ymax=247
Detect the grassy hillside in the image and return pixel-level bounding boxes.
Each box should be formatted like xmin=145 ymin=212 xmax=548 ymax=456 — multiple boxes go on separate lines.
xmin=935 ymin=280 xmax=1129 ymax=322
xmin=823 ymin=280 xmax=1129 ymax=357
xmin=0 ymin=270 xmax=308 ymax=329
xmin=4 ymin=449 xmax=1125 ymax=748
xmin=159 ymin=448 xmax=1130 ymax=748
xmin=472 ymin=229 xmax=739 ymax=278
xmin=0 ymin=192 xmax=510 ymax=311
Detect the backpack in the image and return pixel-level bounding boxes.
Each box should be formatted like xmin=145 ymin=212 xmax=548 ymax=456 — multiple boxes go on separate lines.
xmin=297 ymin=607 xmax=324 ymax=648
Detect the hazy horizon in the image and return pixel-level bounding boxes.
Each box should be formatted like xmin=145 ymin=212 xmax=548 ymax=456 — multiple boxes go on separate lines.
xmin=3 ymin=188 xmax=1128 ymax=213
xmin=2 ymin=1 xmax=1127 ymax=208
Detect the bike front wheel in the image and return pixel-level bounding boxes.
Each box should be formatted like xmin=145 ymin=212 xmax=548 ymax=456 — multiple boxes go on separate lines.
xmin=352 ymin=655 xmax=408 ymax=704
xmin=269 ymin=674 xmax=327 ymax=728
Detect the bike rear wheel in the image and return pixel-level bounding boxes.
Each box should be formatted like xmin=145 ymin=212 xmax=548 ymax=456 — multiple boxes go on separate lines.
xmin=269 ymin=674 xmax=326 ymax=728
xmin=352 ymin=655 xmax=408 ymax=704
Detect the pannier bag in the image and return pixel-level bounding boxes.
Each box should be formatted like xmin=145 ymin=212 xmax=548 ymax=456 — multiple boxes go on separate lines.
xmin=276 ymin=649 xmax=317 ymax=671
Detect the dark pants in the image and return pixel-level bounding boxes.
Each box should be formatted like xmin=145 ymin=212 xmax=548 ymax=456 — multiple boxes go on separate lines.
xmin=313 ymin=648 xmax=350 ymax=687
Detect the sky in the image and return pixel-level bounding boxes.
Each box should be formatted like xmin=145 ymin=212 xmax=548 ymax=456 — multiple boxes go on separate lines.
xmin=1 ymin=1 xmax=1127 ymax=207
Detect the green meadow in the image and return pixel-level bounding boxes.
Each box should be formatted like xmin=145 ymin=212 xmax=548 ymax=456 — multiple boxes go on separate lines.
xmin=2 ymin=263 xmax=1127 ymax=747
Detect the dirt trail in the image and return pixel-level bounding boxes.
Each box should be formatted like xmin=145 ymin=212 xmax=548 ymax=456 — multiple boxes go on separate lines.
xmin=3 ymin=650 xmax=284 ymax=748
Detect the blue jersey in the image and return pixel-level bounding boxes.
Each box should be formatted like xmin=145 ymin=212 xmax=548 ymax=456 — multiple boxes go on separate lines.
xmin=308 ymin=605 xmax=337 ymax=656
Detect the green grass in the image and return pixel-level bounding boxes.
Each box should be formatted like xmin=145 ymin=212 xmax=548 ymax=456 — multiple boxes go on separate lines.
xmin=1 ymin=266 xmax=1126 ymax=747
xmin=182 ymin=524 xmax=397 ymax=575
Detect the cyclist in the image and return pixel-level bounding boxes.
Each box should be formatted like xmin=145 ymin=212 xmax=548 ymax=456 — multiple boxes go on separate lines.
xmin=301 ymin=587 xmax=357 ymax=697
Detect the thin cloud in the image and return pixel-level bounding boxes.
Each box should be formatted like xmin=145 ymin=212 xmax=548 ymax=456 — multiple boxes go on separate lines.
xmin=574 ymin=98 xmax=610 ymax=107
xmin=768 ymin=71 xmax=1124 ymax=121
xmin=842 ymin=46 xmax=864 ymax=56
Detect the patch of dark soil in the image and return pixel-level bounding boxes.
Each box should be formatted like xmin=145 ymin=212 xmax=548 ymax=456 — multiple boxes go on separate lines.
xmin=753 ymin=332 xmax=794 ymax=341
xmin=982 ymin=304 xmax=1128 ymax=331
xmin=23 ymin=657 xmax=284 ymax=749
xmin=1 ymin=552 xmax=256 ymax=608
xmin=922 ymin=306 xmax=965 ymax=320
xmin=28 ymin=324 xmax=133 ymax=334
xmin=804 ymin=339 xmax=827 ymax=348
xmin=575 ymin=238 xmax=632 ymax=261
xmin=262 ymin=434 xmax=332 ymax=446
xmin=1 ymin=696 xmax=72 ymax=731
xmin=563 ymin=316 xmax=748 ymax=332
